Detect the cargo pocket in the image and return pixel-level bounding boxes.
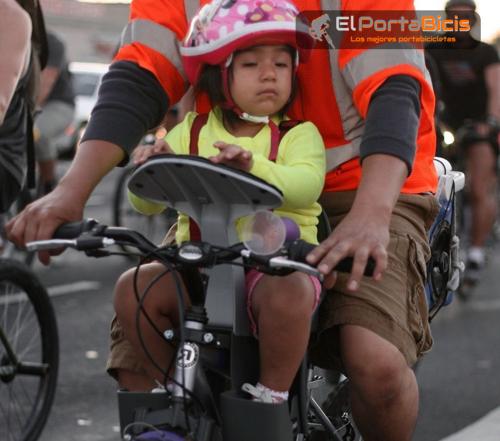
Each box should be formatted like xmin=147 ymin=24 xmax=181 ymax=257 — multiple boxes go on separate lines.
xmin=407 ymin=236 xmax=433 ymax=355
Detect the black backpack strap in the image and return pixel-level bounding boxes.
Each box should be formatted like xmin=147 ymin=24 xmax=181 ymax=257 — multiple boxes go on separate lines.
xmin=278 ymin=120 xmax=303 ymax=143
xmin=17 ymin=0 xmax=49 ymax=189
xmin=26 ymin=111 xmax=36 ymax=189
xmin=189 ymin=113 xmax=209 ymax=156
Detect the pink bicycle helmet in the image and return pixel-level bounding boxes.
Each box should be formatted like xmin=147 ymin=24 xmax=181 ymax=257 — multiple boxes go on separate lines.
xmin=181 ymin=0 xmax=314 ymax=85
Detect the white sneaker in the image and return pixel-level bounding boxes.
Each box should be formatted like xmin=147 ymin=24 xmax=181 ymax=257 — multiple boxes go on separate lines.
xmin=151 ymin=380 xmax=173 ymax=393
xmin=241 ymin=383 xmax=288 ymax=403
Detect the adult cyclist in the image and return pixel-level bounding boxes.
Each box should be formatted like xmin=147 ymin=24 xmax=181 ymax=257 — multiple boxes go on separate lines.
xmin=426 ymin=0 xmax=500 ymax=284
xmin=7 ymin=1 xmax=439 ymax=440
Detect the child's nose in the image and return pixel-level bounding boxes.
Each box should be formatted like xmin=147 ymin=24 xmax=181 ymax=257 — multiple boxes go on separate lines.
xmin=260 ymin=62 xmax=277 ymax=80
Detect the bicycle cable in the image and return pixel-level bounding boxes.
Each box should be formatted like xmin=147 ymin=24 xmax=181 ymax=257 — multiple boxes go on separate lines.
xmin=131 ymin=247 xmax=207 ymax=434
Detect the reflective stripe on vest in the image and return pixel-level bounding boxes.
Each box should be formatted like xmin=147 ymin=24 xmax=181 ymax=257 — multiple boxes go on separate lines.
xmin=341 ymin=43 xmax=432 ymax=91
xmin=119 ymin=19 xmax=186 ymax=82
xmin=320 ymin=0 xmax=432 ymax=172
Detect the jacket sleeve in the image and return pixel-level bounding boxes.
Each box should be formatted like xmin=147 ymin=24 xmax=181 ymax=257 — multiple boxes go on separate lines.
xmin=249 ymin=122 xmax=326 ymax=210
xmin=114 ymin=0 xmax=192 ymax=105
xmin=82 ymin=0 xmax=196 ymax=159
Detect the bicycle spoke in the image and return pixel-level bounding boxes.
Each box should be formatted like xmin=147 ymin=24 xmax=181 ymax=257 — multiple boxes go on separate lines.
xmin=0 ymin=261 xmax=58 ymax=441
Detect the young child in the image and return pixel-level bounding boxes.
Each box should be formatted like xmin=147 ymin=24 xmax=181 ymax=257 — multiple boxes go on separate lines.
xmin=111 ymin=0 xmax=325 ymax=404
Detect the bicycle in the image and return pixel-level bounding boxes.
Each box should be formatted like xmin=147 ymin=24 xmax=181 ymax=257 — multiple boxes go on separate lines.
xmin=0 ymin=258 xmax=59 ymax=441
xmin=28 ymin=155 xmax=373 ymax=441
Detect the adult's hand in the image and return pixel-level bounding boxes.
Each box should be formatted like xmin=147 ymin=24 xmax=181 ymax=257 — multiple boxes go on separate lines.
xmin=307 ymin=208 xmax=389 ymax=290
xmin=307 ymin=154 xmax=407 ymax=290
xmin=5 ymin=184 xmax=84 ymax=265
xmin=6 ymin=139 xmax=125 ymax=264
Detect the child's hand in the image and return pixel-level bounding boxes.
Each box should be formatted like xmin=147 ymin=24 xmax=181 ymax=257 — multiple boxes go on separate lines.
xmin=132 ymin=139 xmax=174 ymax=165
xmin=209 ymin=141 xmax=254 ymax=172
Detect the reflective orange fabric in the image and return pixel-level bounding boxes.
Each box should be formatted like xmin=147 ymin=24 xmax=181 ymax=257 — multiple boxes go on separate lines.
xmin=115 ymin=0 xmax=437 ymax=194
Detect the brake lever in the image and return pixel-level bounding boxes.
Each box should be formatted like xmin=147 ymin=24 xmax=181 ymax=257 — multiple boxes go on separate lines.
xmin=268 ymin=256 xmax=324 ymax=281
xmin=26 ymin=237 xmax=115 ymax=252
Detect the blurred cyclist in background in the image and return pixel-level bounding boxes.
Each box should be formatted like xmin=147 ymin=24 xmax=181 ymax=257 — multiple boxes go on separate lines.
xmin=426 ymin=0 xmax=500 ymax=284
xmin=35 ymin=30 xmax=75 ymax=195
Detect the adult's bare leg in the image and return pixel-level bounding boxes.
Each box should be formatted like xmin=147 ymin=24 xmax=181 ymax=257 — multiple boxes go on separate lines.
xmin=466 ymin=141 xmax=497 ymax=248
xmin=340 ymin=325 xmax=418 ymax=441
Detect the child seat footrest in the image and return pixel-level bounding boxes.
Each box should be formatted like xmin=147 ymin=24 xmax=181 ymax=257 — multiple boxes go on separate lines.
xmin=220 ymin=390 xmax=293 ymax=441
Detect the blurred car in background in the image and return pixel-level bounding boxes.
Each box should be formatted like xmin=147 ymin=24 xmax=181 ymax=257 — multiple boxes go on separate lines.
xmin=54 ymin=61 xmax=109 ymax=158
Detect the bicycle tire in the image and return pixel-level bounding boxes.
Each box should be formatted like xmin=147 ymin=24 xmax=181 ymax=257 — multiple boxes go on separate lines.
xmin=0 ymin=259 xmax=59 ymax=441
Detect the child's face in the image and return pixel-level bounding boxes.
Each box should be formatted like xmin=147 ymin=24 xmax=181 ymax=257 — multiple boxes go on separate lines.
xmin=229 ymin=45 xmax=293 ymax=118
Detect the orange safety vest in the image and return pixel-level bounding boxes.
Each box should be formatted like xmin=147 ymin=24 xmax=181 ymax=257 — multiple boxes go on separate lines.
xmin=115 ymin=0 xmax=438 ymax=194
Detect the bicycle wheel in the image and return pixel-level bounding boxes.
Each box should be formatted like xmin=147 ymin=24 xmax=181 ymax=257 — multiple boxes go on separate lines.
xmin=0 ymin=259 xmax=59 ymax=441
xmin=112 ymin=166 xmax=175 ymax=258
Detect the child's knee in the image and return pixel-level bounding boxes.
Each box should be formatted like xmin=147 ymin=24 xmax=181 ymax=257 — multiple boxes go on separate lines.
xmin=113 ymin=268 xmax=137 ymax=317
xmin=260 ymin=274 xmax=316 ymax=316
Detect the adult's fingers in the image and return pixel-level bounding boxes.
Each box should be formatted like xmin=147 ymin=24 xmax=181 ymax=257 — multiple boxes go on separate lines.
xmin=346 ymin=247 xmax=371 ymax=291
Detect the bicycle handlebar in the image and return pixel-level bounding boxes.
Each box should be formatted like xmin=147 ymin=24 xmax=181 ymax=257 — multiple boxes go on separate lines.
xmin=27 ymin=219 xmax=375 ymax=278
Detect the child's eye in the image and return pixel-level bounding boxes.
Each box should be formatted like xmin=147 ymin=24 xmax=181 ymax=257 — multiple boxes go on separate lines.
xmin=242 ymin=62 xmax=257 ymax=67
xmin=275 ymin=62 xmax=290 ymax=68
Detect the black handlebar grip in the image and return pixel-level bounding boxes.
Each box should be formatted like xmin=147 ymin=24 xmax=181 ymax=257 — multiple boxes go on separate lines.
xmin=53 ymin=219 xmax=98 ymax=239
xmin=288 ymin=240 xmax=375 ymax=277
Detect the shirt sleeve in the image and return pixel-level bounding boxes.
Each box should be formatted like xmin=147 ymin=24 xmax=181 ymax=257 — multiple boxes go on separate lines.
xmin=81 ymin=61 xmax=169 ymax=160
xmin=249 ymin=122 xmax=326 ymax=210
xmin=360 ymin=75 xmax=421 ymax=175
xmin=482 ymin=43 xmax=500 ymax=69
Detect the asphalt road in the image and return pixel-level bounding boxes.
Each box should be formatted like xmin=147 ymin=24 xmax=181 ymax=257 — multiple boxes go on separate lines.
xmin=20 ymin=162 xmax=500 ymax=441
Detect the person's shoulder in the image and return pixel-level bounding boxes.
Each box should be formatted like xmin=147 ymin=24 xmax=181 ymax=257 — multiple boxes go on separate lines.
xmin=474 ymin=40 xmax=500 ymax=64
xmin=477 ymin=40 xmax=498 ymax=54
xmin=284 ymin=119 xmax=320 ymax=134
xmin=281 ymin=119 xmax=324 ymax=146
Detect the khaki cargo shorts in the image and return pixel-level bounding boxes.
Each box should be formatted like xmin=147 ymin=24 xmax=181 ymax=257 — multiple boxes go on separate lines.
xmin=309 ymin=191 xmax=439 ymax=371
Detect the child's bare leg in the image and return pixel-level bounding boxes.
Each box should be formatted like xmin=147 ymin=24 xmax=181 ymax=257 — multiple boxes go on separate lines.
xmin=113 ymin=262 xmax=190 ymax=389
xmin=251 ymin=272 xmax=316 ymax=392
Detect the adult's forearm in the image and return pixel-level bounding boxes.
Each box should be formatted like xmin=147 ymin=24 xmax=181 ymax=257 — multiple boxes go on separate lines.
xmin=351 ymin=154 xmax=408 ymax=224
xmin=58 ymin=140 xmax=125 ymax=205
